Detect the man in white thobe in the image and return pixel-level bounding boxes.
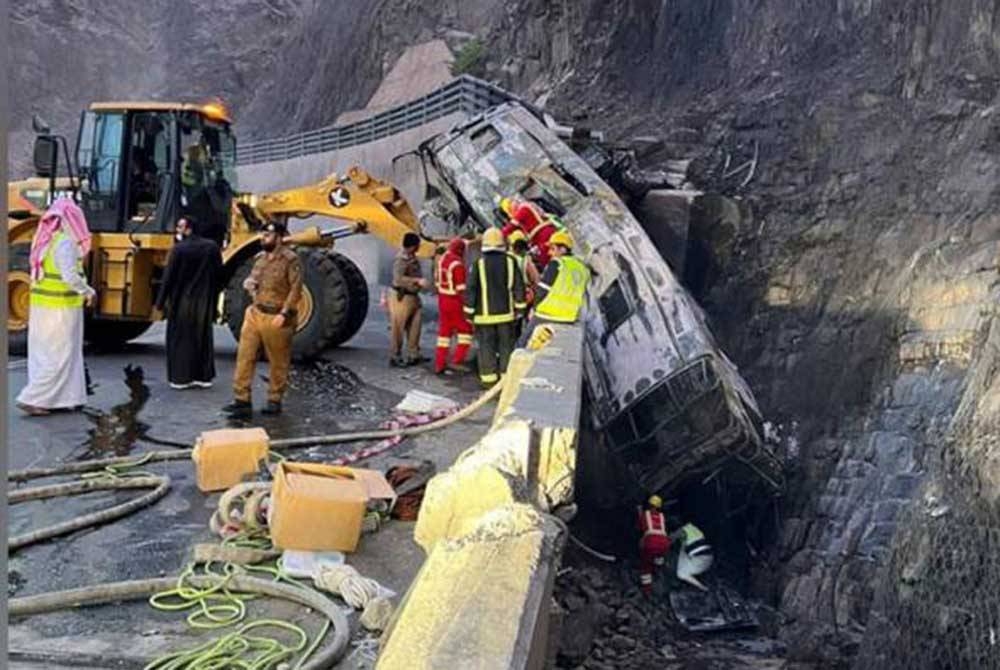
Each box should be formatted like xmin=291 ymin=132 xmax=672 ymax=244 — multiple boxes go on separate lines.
xmin=16 ymin=197 xmax=96 ymax=416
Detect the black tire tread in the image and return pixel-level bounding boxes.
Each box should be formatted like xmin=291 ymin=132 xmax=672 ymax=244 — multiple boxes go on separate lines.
xmin=224 ymin=249 xmax=355 ymax=361
xmin=328 ymin=252 xmax=368 ymax=346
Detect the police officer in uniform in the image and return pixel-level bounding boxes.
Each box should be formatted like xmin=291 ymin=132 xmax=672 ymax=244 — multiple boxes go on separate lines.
xmin=464 ymin=228 xmax=526 ymax=386
xmin=390 ymin=232 xmax=429 ymax=367
xmin=223 ymin=220 xmax=302 ymax=417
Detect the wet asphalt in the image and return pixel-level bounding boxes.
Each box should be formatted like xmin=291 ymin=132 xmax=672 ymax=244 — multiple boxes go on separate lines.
xmin=7 ymin=302 xmax=491 ymax=669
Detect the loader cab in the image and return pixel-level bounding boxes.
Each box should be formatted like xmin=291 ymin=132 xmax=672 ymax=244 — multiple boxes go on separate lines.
xmin=74 ymin=102 xmax=237 ymax=238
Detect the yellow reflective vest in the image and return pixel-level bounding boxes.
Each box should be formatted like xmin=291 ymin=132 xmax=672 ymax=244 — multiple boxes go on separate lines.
xmin=535 ymin=255 xmax=590 ymax=323
xmin=30 ymin=232 xmax=84 ymax=309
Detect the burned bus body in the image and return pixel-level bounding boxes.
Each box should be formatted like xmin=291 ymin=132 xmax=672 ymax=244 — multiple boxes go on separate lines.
xmin=419 ymin=103 xmax=783 ymax=494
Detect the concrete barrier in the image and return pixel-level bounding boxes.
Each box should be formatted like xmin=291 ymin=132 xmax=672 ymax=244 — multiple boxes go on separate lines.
xmin=378 ymin=325 xmax=584 ymax=670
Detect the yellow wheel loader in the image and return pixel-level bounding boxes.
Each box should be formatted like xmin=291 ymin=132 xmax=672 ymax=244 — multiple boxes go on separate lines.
xmin=7 ymin=102 xmax=442 ymax=359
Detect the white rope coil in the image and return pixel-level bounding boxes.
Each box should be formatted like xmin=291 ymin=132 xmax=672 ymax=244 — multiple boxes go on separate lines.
xmin=313 ymin=565 xmax=394 ymax=631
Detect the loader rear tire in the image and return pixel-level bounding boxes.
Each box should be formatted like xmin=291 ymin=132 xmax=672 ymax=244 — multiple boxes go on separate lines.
xmin=224 ymin=249 xmax=368 ymax=362
xmin=8 ymin=243 xmax=31 ymax=356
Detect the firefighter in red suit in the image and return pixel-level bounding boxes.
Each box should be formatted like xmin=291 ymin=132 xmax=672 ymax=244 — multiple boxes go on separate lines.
xmin=434 ymin=238 xmax=474 ymax=375
xmin=637 ymin=494 xmax=671 ymax=595
xmin=513 ymin=198 xmax=557 ymax=269
xmin=498 ymin=196 xmax=558 ymax=269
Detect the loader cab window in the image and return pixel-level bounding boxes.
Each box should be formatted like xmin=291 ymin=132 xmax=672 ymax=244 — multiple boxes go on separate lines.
xmin=179 ymin=114 xmax=236 ymax=246
xmin=126 ymin=112 xmax=171 ymax=225
xmin=77 ymin=111 xmax=125 ymax=232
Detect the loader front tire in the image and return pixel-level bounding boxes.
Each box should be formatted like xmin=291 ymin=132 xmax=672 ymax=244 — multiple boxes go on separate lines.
xmin=224 ymin=249 xmax=368 ymax=361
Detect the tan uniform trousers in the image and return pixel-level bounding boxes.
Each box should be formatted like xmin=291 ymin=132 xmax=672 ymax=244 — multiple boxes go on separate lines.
xmin=389 ymin=292 xmax=422 ymax=359
xmin=233 ymin=306 xmax=295 ymax=403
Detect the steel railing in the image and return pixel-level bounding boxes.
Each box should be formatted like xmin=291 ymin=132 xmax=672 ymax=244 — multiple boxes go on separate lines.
xmin=236 ymin=75 xmax=518 ymax=166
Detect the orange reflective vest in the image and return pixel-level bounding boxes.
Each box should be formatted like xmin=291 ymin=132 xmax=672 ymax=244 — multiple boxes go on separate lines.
xmin=436 ymin=254 xmax=466 ymax=297
xmin=639 ymin=509 xmax=667 ymax=539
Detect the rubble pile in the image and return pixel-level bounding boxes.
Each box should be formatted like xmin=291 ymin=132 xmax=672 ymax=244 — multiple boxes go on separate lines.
xmin=286 ymin=361 xmax=399 ymax=419
xmin=554 ymin=557 xmax=789 ymax=670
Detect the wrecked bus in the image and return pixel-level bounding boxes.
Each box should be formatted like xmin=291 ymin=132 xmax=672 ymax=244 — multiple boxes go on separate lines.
xmin=415 ymin=102 xmax=784 ymax=494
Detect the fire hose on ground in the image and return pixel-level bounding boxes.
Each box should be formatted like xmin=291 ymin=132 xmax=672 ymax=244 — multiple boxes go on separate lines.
xmin=7 ymin=382 xmax=503 ymax=551
xmin=9 ymin=574 xmax=351 ymax=670
xmin=9 ymin=380 xmax=503 ymax=481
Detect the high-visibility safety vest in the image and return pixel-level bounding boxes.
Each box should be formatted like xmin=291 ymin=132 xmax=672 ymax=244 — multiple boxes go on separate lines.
xmin=436 ymin=257 xmax=465 ymax=296
xmin=30 ymin=232 xmax=84 ymax=309
xmin=471 ymin=254 xmax=517 ymax=325
xmin=681 ymin=523 xmax=711 ymax=557
xmin=639 ymin=509 xmax=667 ymax=539
xmin=535 ymin=256 xmax=590 ymax=323
xmin=513 ymin=254 xmax=528 ymax=283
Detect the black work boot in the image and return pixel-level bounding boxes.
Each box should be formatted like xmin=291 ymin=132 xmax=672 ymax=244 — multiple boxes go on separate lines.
xmin=406 ymin=353 xmax=428 ymax=366
xmin=222 ymin=400 xmax=252 ymax=417
xmin=261 ymin=400 xmax=282 ymax=415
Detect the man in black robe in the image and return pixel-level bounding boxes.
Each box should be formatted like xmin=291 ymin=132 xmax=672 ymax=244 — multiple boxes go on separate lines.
xmin=155 ymin=217 xmax=223 ymax=389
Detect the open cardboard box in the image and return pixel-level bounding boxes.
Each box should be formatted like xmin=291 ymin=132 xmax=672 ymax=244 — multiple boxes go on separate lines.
xmin=269 ymin=462 xmax=397 ymax=553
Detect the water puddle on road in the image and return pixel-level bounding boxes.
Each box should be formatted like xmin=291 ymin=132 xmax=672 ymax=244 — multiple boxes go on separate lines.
xmin=77 ymin=365 xmax=182 ymax=459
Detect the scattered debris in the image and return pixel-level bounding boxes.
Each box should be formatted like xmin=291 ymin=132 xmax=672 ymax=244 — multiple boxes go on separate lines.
xmin=386 ymin=461 xmax=436 ymax=521
xmin=520 ymin=377 xmax=564 ymax=393
xmin=281 ymin=549 xmax=346 ymax=579
xmin=394 ymin=389 xmax=459 ymax=414
xmin=669 ymin=583 xmax=759 ymax=633
xmin=7 ymin=570 xmax=25 ymax=597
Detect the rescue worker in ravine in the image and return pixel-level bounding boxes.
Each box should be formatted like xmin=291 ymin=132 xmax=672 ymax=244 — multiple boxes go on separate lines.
xmin=223 ymin=220 xmax=302 ymax=418
xmin=390 ymin=232 xmax=429 ymax=367
xmin=434 ymin=237 xmax=473 ymax=375
xmin=464 ymin=228 xmax=527 ymax=386
xmin=637 ymin=495 xmax=671 ymax=595
xmin=669 ymin=522 xmax=714 ymax=591
xmin=518 ymin=229 xmax=591 ymax=347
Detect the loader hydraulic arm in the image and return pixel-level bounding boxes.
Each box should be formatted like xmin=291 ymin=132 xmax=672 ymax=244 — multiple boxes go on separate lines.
xmin=244 ymin=166 xmax=445 ymax=259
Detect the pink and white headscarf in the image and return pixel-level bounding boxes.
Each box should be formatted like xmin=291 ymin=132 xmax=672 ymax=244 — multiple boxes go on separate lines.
xmin=29 ymin=197 xmax=92 ymax=281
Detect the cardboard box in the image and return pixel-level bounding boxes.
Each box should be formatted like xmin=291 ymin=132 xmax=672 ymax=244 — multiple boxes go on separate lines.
xmin=269 ymin=463 xmax=396 ymax=552
xmin=192 ymin=428 xmax=270 ymax=493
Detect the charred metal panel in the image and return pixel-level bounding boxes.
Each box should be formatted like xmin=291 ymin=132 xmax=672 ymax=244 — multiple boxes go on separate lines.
xmin=424 ymin=103 xmax=782 ymax=492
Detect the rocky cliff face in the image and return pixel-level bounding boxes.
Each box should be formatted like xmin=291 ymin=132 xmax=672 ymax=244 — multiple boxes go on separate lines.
xmin=12 ymin=2 xmax=1000 ymax=667
xmin=7 ymin=0 xmax=310 ymax=178
xmin=297 ymin=2 xmax=999 ymax=666
xmin=535 ymin=2 xmax=1000 ymax=668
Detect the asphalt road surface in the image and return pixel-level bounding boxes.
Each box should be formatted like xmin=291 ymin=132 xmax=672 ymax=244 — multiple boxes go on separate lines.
xmin=7 ymin=304 xmax=491 ymax=669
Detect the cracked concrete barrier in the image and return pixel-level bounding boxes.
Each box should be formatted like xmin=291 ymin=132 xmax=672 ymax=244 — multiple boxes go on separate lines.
xmin=377 ymin=325 xmax=584 ymax=669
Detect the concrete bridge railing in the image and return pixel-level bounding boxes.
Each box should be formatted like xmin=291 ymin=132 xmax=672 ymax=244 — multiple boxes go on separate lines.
xmin=377 ymin=325 xmax=585 ymax=669
xmin=237 ymin=75 xmax=519 ymax=167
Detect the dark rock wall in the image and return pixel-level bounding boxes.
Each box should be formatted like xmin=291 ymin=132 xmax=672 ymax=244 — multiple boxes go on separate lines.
xmin=8 ymin=0 xmax=310 ymax=178
xmin=11 ymin=1 xmax=1000 ymax=667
